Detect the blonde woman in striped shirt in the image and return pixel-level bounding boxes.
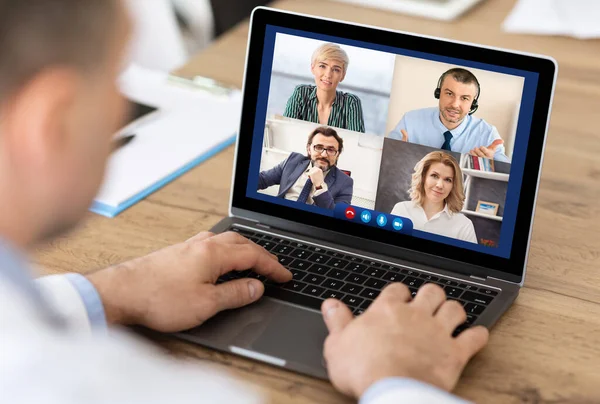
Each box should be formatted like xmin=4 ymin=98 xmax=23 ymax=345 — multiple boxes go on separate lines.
xmin=283 ymin=43 xmax=366 ymax=133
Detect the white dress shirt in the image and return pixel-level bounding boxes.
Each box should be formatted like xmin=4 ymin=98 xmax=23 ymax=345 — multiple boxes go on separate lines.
xmin=284 ymin=166 xmax=329 ymax=204
xmin=391 ymin=201 xmax=478 ymax=243
xmin=0 ymin=238 xmax=469 ymax=403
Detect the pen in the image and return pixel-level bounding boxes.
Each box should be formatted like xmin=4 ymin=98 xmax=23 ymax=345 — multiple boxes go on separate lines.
xmin=112 ymin=134 xmax=136 ymax=151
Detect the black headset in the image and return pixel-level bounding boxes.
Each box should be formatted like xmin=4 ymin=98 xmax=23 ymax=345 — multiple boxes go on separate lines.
xmin=434 ymin=69 xmax=481 ymax=115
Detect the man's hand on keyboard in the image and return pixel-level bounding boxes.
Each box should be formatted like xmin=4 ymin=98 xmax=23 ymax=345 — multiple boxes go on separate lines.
xmin=321 ymin=283 xmax=489 ymax=399
xmin=87 ymin=231 xmax=292 ymax=332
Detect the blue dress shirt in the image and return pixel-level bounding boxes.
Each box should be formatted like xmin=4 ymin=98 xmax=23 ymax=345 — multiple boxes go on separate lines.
xmin=389 ymin=107 xmax=510 ymax=162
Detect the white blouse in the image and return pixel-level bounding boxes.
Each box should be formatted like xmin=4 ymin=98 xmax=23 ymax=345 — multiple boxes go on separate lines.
xmin=391 ymin=201 xmax=477 ymax=243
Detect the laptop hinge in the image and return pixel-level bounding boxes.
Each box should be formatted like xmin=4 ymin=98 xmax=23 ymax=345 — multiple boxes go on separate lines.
xmin=470 ymin=275 xmax=487 ymax=281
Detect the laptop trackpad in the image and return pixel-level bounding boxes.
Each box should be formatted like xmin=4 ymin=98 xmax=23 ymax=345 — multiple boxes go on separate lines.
xmin=183 ymin=298 xmax=329 ymax=376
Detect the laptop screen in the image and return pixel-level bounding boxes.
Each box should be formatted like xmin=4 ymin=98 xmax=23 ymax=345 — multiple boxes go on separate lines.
xmin=234 ymin=13 xmax=555 ymax=277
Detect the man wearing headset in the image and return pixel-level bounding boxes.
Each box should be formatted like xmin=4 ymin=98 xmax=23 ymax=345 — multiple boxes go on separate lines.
xmin=388 ymin=68 xmax=509 ymax=162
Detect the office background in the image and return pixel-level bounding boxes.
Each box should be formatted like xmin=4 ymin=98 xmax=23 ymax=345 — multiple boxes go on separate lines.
xmin=265 ymin=33 xmax=396 ymax=135
xmin=386 ymin=56 xmax=525 ymax=158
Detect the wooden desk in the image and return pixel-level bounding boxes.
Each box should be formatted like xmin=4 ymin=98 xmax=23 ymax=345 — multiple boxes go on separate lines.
xmin=35 ymin=0 xmax=600 ymax=402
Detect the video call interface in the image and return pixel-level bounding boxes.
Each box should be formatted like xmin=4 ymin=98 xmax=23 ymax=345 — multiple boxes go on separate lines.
xmin=246 ymin=27 xmax=539 ymax=259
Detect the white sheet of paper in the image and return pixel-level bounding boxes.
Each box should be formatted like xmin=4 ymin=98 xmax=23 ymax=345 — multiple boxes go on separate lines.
xmin=503 ymin=0 xmax=600 ymax=39
xmin=95 ymin=94 xmax=242 ymax=207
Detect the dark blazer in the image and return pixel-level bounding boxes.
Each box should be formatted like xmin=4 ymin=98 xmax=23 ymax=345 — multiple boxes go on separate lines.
xmin=258 ymin=152 xmax=354 ymax=210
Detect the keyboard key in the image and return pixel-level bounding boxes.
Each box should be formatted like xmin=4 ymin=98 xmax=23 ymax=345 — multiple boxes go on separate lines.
xmin=305 ymin=274 xmax=326 ymax=286
xmin=382 ymin=264 xmax=399 ymax=271
xmin=329 ymin=269 xmax=350 ymax=280
xmin=283 ymin=281 xmax=307 ymax=293
xmin=273 ymin=238 xmax=290 ymax=245
xmin=330 ymin=259 xmax=349 ymax=269
xmin=289 ymin=259 xmax=312 ymax=271
xmin=461 ymin=291 xmax=493 ymax=305
xmin=262 ymin=235 xmax=274 ymax=241
xmin=364 ymin=278 xmax=387 ymax=289
xmin=463 ymin=284 xmax=478 ymax=292
xmin=441 ymin=279 xmax=459 ymax=287
xmin=264 ymin=286 xmax=322 ymax=311
xmin=307 ymin=253 xmax=330 ymax=265
xmin=420 ymin=274 xmax=440 ymax=282
xmin=273 ymin=245 xmax=293 ymax=255
xmin=360 ymin=288 xmax=380 ymax=300
xmin=341 ymin=284 xmax=364 ymax=295
xmin=347 ymin=274 xmax=368 ymax=285
xmin=409 ymin=288 xmax=418 ymax=298
xmin=354 ymin=308 xmax=365 ymax=315
xmin=402 ymin=277 xmax=424 ymax=288
xmin=292 ymin=242 xmax=307 ymax=249
xmin=360 ymin=299 xmax=373 ymax=309
xmin=256 ymin=240 xmax=276 ymax=251
xmin=479 ymin=288 xmax=499 ymax=296
xmin=308 ymin=265 xmax=330 ymax=275
xmin=364 ymin=261 xmax=382 ymax=268
xmin=322 ymin=289 xmax=345 ymax=300
xmin=278 ymin=256 xmax=294 ymax=267
xmin=382 ymin=272 xmax=404 ymax=282
xmin=330 ymin=252 xmax=346 ymax=258
xmin=349 ymin=256 xmax=363 ymax=263
xmin=347 ymin=263 xmax=367 ymax=273
xmin=444 ymin=287 xmax=463 ymax=298
xmin=312 ymin=246 xmax=330 ymax=255
xmin=322 ymin=279 xmax=344 ymax=290
xmin=465 ymin=303 xmax=485 ymax=315
xmin=404 ymin=269 xmax=419 ymax=277
xmin=291 ymin=249 xmax=311 ymax=260
xmin=465 ymin=314 xmax=478 ymax=324
xmin=458 ymin=283 xmax=467 ymax=288
xmin=290 ymin=269 xmax=307 ymax=281
xmin=452 ymin=324 xmax=469 ymax=337
xmin=365 ymin=268 xmax=386 ymax=278
xmin=341 ymin=295 xmax=364 ymax=307
xmin=304 ymin=285 xmax=326 ymax=297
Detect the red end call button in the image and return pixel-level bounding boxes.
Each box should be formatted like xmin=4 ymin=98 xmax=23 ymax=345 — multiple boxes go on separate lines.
xmin=345 ymin=206 xmax=356 ymax=220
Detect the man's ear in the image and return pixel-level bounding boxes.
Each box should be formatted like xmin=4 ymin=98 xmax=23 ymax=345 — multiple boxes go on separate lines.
xmin=2 ymin=67 xmax=80 ymax=171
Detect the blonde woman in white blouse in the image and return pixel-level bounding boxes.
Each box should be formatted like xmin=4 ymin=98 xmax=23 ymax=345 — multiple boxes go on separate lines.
xmin=391 ymin=151 xmax=477 ymax=243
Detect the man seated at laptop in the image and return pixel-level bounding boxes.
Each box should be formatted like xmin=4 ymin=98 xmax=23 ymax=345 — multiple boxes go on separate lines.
xmin=258 ymin=126 xmax=353 ymax=210
xmin=388 ymin=68 xmax=509 ymax=162
xmin=1 ymin=1 xmax=489 ymax=403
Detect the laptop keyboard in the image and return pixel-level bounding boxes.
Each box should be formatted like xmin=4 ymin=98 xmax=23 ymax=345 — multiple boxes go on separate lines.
xmin=219 ymin=227 xmax=499 ymax=336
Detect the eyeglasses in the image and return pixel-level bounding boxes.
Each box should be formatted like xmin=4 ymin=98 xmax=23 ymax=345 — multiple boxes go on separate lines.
xmin=311 ymin=144 xmax=339 ymax=156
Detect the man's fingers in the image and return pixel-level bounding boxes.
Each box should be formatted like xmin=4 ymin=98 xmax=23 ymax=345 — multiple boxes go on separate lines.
xmin=215 ymin=243 xmax=291 ymax=282
xmin=488 ymin=139 xmax=504 ymax=150
xmin=379 ymin=282 xmax=412 ymax=303
xmin=213 ymin=279 xmax=265 ymax=312
xmin=411 ymin=283 xmax=446 ymax=315
xmin=321 ymin=299 xmax=353 ymax=334
xmin=207 ymin=232 xmax=279 ymax=261
xmin=455 ymin=325 xmax=490 ymax=360
xmin=400 ymin=129 xmax=409 ymax=142
xmin=434 ymin=300 xmax=467 ymax=334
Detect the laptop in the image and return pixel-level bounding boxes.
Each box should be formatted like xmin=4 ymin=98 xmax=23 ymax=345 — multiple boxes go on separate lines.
xmin=176 ymin=7 xmax=557 ymax=379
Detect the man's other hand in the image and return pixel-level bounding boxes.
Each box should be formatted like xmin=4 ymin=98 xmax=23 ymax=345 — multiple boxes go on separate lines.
xmin=88 ymin=231 xmax=292 ymax=332
xmin=321 ymin=283 xmax=489 ymax=399
xmin=469 ymin=138 xmax=503 ymax=159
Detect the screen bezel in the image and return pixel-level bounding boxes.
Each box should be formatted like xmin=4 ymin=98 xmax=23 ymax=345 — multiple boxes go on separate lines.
xmin=230 ymin=7 xmax=556 ymax=282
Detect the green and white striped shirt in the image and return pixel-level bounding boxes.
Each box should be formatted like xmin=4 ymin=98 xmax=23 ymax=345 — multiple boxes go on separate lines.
xmin=283 ymin=85 xmax=365 ymax=133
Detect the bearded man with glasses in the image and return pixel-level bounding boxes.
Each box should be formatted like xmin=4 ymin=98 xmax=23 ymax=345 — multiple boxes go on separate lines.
xmin=258 ymin=126 xmax=354 ymax=209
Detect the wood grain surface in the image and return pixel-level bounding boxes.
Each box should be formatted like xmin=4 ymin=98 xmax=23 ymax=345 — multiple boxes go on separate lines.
xmin=34 ymin=0 xmax=600 ymax=402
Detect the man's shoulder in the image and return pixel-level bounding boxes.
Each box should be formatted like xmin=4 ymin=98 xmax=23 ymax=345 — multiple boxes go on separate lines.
xmin=333 ymin=167 xmax=354 ymax=186
xmin=467 ymin=114 xmax=496 ymax=133
xmin=286 ymin=152 xmax=309 ymax=166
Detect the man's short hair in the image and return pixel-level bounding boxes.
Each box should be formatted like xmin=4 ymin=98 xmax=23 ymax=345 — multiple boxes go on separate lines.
xmin=440 ymin=68 xmax=480 ymax=97
xmin=307 ymin=126 xmax=344 ymax=154
xmin=0 ymin=0 xmax=117 ymax=100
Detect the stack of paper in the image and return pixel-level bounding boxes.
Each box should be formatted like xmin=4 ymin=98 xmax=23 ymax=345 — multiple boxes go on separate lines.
xmin=91 ymin=65 xmax=242 ymax=218
xmin=503 ymin=0 xmax=600 ymax=39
